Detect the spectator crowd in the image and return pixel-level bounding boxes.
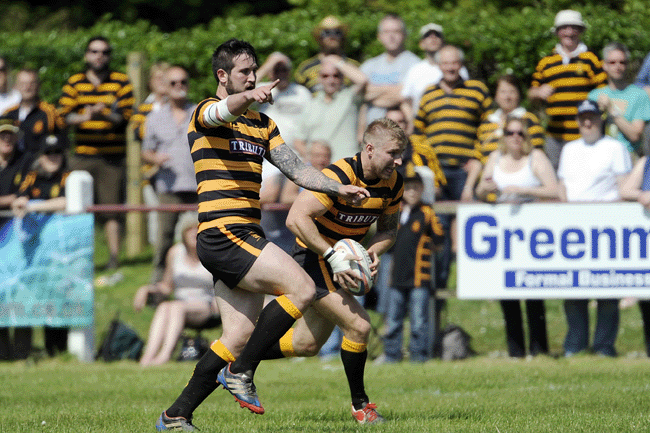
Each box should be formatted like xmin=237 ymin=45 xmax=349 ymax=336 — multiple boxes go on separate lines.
xmin=2 ymin=9 xmax=650 ymax=363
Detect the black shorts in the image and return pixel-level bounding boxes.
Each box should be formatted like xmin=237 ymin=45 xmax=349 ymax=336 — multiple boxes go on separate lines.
xmin=292 ymin=244 xmax=339 ymax=300
xmin=197 ymin=224 xmax=270 ymax=289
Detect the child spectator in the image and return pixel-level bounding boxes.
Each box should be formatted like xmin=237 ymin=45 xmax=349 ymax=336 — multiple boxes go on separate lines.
xmin=377 ymin=165 xmax=444 ymax=363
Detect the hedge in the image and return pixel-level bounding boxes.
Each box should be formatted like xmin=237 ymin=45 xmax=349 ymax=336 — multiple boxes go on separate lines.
xmin=2 ymin=4 xmax=650 ymax=106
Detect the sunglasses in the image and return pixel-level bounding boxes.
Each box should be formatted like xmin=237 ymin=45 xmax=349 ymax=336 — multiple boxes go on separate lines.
xmin=319 ymin=73 xmax=342 ymax=79
xmin=170 ymin=79 xmax=188 ymax=86
xmin=44 ymin=149 xmax=63 ymax=155
xmin=504 ymin=130 xmax=525 ymax=137
xmin=321 ymin=29 xmax=343 ymax=38
xmin=88 ymin=49 xmax=112 ymax=56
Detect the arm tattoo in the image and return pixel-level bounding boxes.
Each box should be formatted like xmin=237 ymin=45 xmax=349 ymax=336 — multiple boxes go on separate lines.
xmin=377 ymin=211 xmax=399 ymax=239
xmin=268 ymin=144 xmax=341 ymax=195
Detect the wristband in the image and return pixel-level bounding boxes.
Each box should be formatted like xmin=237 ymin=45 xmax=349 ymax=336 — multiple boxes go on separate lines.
xmin=324 ymin=247 xmax=350 ymax=273
xmin=217 ymin=97 xmax=238 ymax=122
xmin=324 ymin=247 xmax=336 ymax=261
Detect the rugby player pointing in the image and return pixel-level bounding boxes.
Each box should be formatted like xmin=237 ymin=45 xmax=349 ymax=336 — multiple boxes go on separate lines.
xmin=155 ymin=39 xmax=368 ymax=431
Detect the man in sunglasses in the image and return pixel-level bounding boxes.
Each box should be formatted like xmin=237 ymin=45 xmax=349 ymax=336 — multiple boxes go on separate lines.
xmin=141 ymin=66 xmax=198 ymax=284
xmin=58 ymin=35 xmax=135 ymax=270
xmin=294 ymin=15 xmax=360 ymax=94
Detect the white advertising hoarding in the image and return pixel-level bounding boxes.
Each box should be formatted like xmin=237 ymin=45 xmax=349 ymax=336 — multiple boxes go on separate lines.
xmin=457 ymin=202 xmax=650 ymax=299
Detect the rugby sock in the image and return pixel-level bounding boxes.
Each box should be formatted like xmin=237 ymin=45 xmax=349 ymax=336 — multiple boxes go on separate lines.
xmin=340 ymin=336 xmax=369 ymax=410
xmin=262 ymin=328 xmax=295 ymax=360
xmin=230 ymin=296 xmax=302 ymax=376
xmin=166 ymin=340 xmax=234 ymax=418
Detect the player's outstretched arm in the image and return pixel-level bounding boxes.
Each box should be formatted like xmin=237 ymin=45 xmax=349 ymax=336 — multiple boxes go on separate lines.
xmin=268 ymin=143 xmax=369 ymax=202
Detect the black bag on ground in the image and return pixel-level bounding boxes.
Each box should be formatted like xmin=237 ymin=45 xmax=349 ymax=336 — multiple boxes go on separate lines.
xmin=441 ymin=323 xmax=475 ymax=361
xmin=96 ymin=313 xmax=144 ymax=361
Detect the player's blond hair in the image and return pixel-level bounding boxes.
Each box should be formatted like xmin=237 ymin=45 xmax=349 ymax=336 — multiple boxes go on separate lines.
xmin=362 ymin=118 xmax=408 ymax=150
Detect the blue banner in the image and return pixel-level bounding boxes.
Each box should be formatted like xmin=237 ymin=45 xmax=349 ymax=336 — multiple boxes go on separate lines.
xmin=0 ymin=213 xmax=94 ymax=327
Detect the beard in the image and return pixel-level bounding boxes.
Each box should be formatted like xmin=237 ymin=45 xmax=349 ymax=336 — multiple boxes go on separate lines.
xmin=225 ymin=76 xmax=254 ymax=95
xmin=86 ymin=61 xmax=110 ymax=75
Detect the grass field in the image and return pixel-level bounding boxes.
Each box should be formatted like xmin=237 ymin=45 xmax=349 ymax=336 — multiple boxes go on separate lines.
xmin=3 ymin=356 xmax=650 ymax=432
xmin=4 ymin=228 xmax=650 ymax=432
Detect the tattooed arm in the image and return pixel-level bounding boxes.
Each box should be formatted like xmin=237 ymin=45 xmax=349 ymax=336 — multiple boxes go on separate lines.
xmin=368 ymin=211 xmax=399 ymax=257
xmin=365 ymin=210 xmax=400 ymax=277
xmin=268 ymin=143 xmax=369 ymax=201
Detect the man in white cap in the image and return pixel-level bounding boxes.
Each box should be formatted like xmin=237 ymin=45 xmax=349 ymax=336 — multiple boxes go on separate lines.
xmin=558 ymin=99 xmax=631 ymax=358
xmin=529 ymin=10 xmax=606 ymax=169
xmin=400 ymin=23 xmax=469 ymax=130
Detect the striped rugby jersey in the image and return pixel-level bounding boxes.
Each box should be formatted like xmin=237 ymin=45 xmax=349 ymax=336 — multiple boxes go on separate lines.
xmin=294 ymin=55 xmax=361 ymax=93
xmin=131 ymin=101 xmax=154 ymax=141
xmin=188 ymin=97 xmax=285 ymax=233
xmin=476 ymin=109 xmax=545 ymax=163
xmin=391 ymin=203 xmax=444 ymax=289
xmin=58 ymin=71 xmax=134 ymax=156
xmin=299 ymin=153 xmax=403 ymax=247
xmin=413 ymin=80 xmax=492 ymax=167
xmin=531 ymin=50 xmax=606 ymax=141
xmin=2 ymin=101 xmax=65 ymax=153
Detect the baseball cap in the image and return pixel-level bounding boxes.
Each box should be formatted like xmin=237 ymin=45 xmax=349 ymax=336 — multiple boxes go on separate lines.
xmin=576 ymin=99 xmax=600 ymax=116
xmin=0 ymin=118 xmax=19 ymax=134
xmin=39 ymin=134 xmax=68 ymax=154
xmin=419 ymin=23 xmax=444 ymax=39
xmin=553 ymin=10 xmax=586 ymax=31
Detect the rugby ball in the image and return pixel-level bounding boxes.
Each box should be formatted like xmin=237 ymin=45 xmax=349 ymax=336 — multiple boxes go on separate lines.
xmin=332 ymin=238 xmax=373 ymax=296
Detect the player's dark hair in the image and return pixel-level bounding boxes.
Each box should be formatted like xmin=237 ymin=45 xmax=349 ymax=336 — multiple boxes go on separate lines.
xmin=212 ymin=39 xmax=258 ymax=81
xmin=85 ymin=36 xmax=112 ymax=52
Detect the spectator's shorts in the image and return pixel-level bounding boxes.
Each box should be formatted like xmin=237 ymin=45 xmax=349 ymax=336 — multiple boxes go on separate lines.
xmin=69 ymin=154 xmax=125 ymax=222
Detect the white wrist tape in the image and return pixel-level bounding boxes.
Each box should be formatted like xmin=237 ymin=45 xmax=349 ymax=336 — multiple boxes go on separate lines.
xmin=217 ymin=97 xmax=238 ymax=122
xmin=324 ymin=247 xmax=350 ymax=273
xmin=205 ymin=98 xmax=237 ymax=126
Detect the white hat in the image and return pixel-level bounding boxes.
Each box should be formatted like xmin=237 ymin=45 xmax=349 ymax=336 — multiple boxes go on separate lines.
xmin=553 ymin=10 xmax=586 ymax=31
xmin=419 ymin=23 xmax=444 ymax=39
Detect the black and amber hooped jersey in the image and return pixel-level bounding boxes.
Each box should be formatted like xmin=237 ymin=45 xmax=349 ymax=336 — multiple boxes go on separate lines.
xmin=18 ymin=170 xmax=69 ymax=200
xmin=301 ymin=153 xmax=403 ymax=247
xmin=391 ymin=203 xmax=444 ymax=289
xmin=2 ymin=101 xmax=65 ymax=153
xmin=188 ymin=98 xmax=285 ymax=233
xmin=531 ymin=50 xmax=606 ymax=141
xmin=294 ymin=55 xmax=361 ymax=93
xmin=58 ymin=71 xmax=134 ymax=156
xmin=130 ymin=101 xmax=154 ymax=141
xmin=413 ymin=80 xmax=492 ymax=167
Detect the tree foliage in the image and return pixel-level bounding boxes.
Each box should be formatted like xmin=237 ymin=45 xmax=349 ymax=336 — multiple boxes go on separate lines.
xmin=1 ymin=3 xmax=649 ymax=105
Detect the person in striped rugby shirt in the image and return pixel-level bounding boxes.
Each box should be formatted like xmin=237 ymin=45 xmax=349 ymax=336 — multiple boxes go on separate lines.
xmin=58 ymin=36 xmax=135 ymax=270
xmin=156 ymin=39 xmax=368 ymax=431
xmin=528 ymin=10 xmax=606 ymax=170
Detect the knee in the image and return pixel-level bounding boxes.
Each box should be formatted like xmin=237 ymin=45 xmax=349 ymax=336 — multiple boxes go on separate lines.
xmin=289 ymin=275 xmax=317 ymax=310
xmin=346 ymin=317 xmax=372 ymax=344
xmin=298 ymin=340 xmax=321 ymax=357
